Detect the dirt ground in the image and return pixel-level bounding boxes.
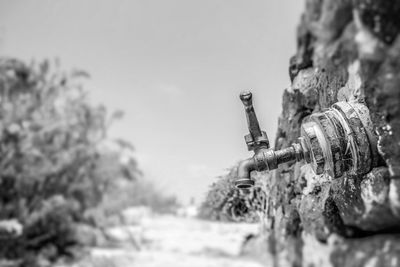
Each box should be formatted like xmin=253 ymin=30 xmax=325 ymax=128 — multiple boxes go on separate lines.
xmin=66 ymin=209 xmax=266 ymax=267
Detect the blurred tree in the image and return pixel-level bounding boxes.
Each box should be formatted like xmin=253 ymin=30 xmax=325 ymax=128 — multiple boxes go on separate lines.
xmin=198 ymin=165 xmax=267 ymax=223
xmin=0 ymin=58 xmax=141 ymax=266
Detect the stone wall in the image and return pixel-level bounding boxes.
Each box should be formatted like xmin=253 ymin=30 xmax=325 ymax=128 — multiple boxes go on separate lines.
xmin=259 ymin=1 xmax=400 ymax=266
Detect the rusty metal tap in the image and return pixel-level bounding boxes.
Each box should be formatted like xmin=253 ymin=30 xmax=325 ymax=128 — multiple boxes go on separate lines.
xmin=235 ymin=91 xmax=306 ymax=189
xmin=235 ymin=91 xmax=379 ymax=190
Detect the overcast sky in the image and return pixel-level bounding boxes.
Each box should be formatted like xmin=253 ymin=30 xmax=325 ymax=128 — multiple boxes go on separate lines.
xmin=0 ymin=0 xmax=304 ymax=204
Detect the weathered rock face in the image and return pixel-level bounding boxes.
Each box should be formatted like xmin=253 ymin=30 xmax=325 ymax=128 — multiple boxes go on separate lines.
xmin=259 ymin=0 xmax=400 ymax=266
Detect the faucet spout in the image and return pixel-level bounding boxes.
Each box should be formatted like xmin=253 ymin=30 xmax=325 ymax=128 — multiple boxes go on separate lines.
xmin=235 ymin=157 xmax=257 ymax=189
xmin=234 ymin=144 xmax=306 ymax=190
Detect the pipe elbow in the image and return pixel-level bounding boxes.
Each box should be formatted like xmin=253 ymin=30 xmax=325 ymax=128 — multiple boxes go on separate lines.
xmin=238 ymin=157 xmax=256 ymax=178
xmin=235 ymin=157 xmax=256 ymax=189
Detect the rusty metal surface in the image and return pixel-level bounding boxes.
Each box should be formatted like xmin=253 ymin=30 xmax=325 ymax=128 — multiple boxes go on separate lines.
xmin=333 ymin=102 xmax=374 ymax=175
xmin=311 ymin=112 xmax=342 ymax=177
xmin=300 ymin=101 xmax=378 ymax=178
xmin=301 ymin=121 xmax=325 ymax=175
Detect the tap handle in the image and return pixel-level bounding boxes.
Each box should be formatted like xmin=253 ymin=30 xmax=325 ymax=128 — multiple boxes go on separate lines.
xmin=240 ymin=91 xmax=269 ymax=151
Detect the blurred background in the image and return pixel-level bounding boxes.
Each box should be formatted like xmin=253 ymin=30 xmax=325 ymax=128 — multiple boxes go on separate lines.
xmin=0 ymin=1 xmax=303 ymax=266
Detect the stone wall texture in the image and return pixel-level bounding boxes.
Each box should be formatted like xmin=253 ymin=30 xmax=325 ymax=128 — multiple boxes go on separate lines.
xmin=258 ymin=1 xmax=400 ymax=266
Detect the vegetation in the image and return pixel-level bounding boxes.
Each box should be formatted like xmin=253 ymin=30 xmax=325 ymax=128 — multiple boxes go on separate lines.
xmin=198 ymin=165 xmax=266 ymax=223
xmin=100 ymin=176 xmax=179 ymax=217
xmin=0 ymin=58 xmax=177 ymax=266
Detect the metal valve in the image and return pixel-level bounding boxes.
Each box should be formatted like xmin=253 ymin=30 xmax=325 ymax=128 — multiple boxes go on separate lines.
xmin=239 ymin=91 xmax=269 ymax=151
xmin=234 ymin=91 xmax=378 ymax=189
xmin=235 ymin=91 xmax=306 ymax=189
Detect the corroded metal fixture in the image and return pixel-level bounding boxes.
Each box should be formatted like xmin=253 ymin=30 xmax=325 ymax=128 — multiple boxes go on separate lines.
xmin=235 ymin=91 xmax=378 ymax=189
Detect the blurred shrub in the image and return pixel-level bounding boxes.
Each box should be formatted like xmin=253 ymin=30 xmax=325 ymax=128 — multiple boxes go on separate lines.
xmin=198 ymin=165 xmax=266 ymax=223
xmin=0 ymin=58 xmax=176 ymax=266
xmin=99 ymin=178 xmax=179 ymax=218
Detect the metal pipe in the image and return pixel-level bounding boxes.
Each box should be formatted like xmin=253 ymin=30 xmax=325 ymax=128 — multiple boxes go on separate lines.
xmin=235 ymin=157 xmax=257 ymax=189
xmin=275 ymin=146 xmax=297 ymax=165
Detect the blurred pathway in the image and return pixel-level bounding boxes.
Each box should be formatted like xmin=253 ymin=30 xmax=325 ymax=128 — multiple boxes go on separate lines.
xmin=75 ymin=213 xmax=265 ymax=267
